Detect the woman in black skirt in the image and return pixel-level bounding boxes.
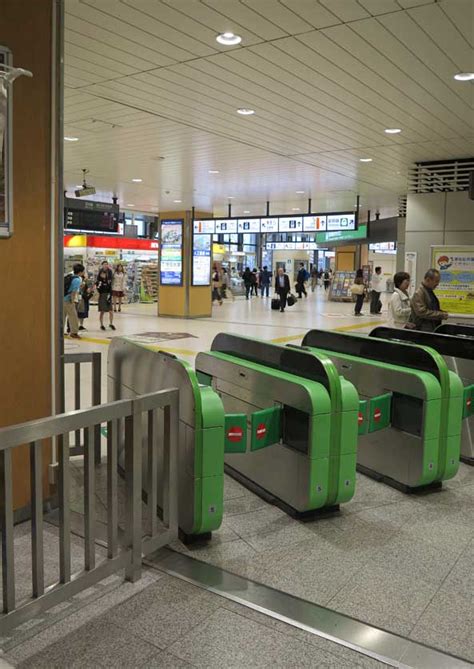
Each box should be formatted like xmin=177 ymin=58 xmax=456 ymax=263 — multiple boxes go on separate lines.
xmin=96 ymin=268 xmax=116 ymax=331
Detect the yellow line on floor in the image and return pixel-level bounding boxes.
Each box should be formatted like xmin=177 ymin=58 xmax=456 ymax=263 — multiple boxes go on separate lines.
xmin=70 ymin=335 xmax=111 ymax=345
xmin=334 ymin=320 xmax=387 ymax=332
xmin=270 ymin=334 xmax=306 ymax=343
xmin=71 ymin=335 xmax=196 ymax=356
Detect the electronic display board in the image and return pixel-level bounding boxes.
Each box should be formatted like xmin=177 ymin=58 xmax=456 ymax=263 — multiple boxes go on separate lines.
xmin=160 ymin=220 xmax=183 ymax=285
xmin=192 ymin=234 xmax=212 ymax=285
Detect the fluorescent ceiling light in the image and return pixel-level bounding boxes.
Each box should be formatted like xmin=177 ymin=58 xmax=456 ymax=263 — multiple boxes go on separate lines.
xmin=227 ymin=196 xmax=234 ymax=199
xmin=296 ymin=190 xmax=304 ymax=194
xmin=454 ymin=72 xmax=474 ymax=81
xmin=292 ymin=208 xmax=300 ymax=211
xmin=237 ymin=108 xmax=255 ymax=115
xmin=216 ymin=32 xmax=241 ymax=46
xmin=243 ymin=210 xmax=250 ymax=214
xmin=359 ymin=158 xmax=373 ymax=162
xmin=209 ymin=170 xmax=219 ymax=174
xmin=64 ymin=136 xmax=79 ymax=142
xmin=173 ymin=200 xmax=182 ymax=203
xmin=127 ymin=203 xmax=135 ymax=207
xmin=132 ymin=178 xmax=143 ymax=182
xmin=384 ymin=128 xmax=401 ymax=134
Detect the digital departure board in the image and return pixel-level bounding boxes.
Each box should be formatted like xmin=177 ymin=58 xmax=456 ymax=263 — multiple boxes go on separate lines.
xmin=64 ymin=198 xmax=119 ymax=233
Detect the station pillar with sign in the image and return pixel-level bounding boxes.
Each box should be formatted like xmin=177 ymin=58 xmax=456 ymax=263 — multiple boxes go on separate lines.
xmin=158 ymin=210 xmax=213 ymax=318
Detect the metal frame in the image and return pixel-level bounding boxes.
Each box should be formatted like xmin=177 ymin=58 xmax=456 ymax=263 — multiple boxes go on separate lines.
xmin=0 ymin=387 xmax=179 ymax=635
xmin=0 ymin=45 xmax=13 ymax=239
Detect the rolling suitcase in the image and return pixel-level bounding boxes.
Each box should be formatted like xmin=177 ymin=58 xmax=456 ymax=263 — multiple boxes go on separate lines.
xmin=271 ymin=298 xmax=280 ymax=310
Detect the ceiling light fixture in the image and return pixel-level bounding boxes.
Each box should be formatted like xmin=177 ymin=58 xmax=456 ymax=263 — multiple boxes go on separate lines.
xmin=173 ymin=199 xmax=182 ymax=203
xmin=209 ymin=170 xmax=219 ymax=174
xmin=384 ymin=128 xmax=401 ymax=134
xmin=237 ymin=108 xmax=255 ymax=115
xmin=454 ymin=72 xmax=474 ymax=81
xmin=244 ymin=210 xmax=250 ymax=214
xmin=227 ymin=196 xmax=234 ymax=199
xmin=132 ymin=178 xmax=143 ymax=183
xmin=292 ymin=208 xmax=300 ymax=211
xmin=296 ymin=190 xmax=304 ymax=194
xmin=359 ymin=158 xmax=373 ymax=162
xmin=216 ymin=32 xmax=241 ymax=46
xmin=127 ymin=203 xmax=135 ymax=207
xmin=64 ymin=136 xmax=79 ymax=142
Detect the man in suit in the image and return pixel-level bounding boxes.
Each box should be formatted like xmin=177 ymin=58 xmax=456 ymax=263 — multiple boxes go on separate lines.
xmin=274 ymin=267 xmax=291 ymax=312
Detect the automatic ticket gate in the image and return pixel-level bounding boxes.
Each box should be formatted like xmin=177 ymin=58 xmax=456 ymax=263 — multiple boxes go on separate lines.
xmin=196 ymin=333 xmax=359 ymax=517
xmin=371 ymin=326 xmax=474 ymax=465
xmin=108 ymin=337 xmax=225 ymax=541
xmin=301 ymin=329 xmax=463 ymax=491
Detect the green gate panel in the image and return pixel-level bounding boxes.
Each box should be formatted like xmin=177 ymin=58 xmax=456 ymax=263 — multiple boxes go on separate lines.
xmin=463 ymin=384 xmax=474 ymax=418
xmin=250 ymin=406 xmax=282 ymax=451
xmin=197 ymin=371 xmax=213 ymax=387
xmin=368 ymin=393 xmax=392 ymax=432
xmin=358 ymin=400 xmax=368 ymax=436
xmin=224 ymin=414 xmax=247 ymax=454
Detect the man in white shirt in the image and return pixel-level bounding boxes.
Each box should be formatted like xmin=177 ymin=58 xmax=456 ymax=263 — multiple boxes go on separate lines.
xmin=370 ymin=267 xmax=384 ymax=315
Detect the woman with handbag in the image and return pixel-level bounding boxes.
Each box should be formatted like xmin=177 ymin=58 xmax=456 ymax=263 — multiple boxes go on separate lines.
xmin=351 ymin=269 xmax=366 ymax=316
xmin=96 ymin=267 xmax=116 ymax=331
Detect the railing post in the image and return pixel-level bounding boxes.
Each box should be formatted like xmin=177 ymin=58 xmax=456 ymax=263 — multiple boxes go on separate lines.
xmin=30 ymin=440 xmax=44 ymax=597
xmin=58 ymin=433 xmax=71 ymax=583
xmin=0 ymin=449 xmax=15 ymax=612
xmin=168 ymin=392 xmax=179 ymax=541
xmin=91 ymin=352 xmax=102 ymax=464
xmin=124 ymin=405 xmax=142 ymax=582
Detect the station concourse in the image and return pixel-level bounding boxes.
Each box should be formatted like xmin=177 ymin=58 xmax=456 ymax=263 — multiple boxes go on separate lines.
xmin=0 ymin=1 xmax=473 ymax=668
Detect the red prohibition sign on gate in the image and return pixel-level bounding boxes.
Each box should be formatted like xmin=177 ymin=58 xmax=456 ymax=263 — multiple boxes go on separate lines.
xmin=373 ymin=408 xmax=382 ymax=423
xmin=358 ymin=412 xmax=364 ymax=426
xmin=256 ymin=422 xmax=267 ymax=440
xmin=227 ymin=426 xmax=243 ymax=443
xmin=467 ymin=397 xmax=472 ymax=410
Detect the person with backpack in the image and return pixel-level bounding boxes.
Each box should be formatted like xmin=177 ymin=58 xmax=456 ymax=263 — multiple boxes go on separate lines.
xmin=96 ymin=266 xmax=115 ymax=331
xmin=64 ymin=263 xmax=85 ymax=339
xmin=296 ymin=263 xmax=308 ymax=298
xmin=77 ymin=277 xmax=94 ymax=331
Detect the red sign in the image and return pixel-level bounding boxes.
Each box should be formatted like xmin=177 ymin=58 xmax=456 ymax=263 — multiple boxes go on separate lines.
xmin=256 ymin=423 xmax=267 ymax=440
xmin=227 ymin=426 xmax=243 ymax=443
xmin=467 ymin=397 xmax=472 ymax=409
xmin=358 ymin=412 xmax=364 ymax=426
xmin=64 ymin=234 xmax=159 ymax=251
xmin=373 ymin=408 xmax=382 ymax=423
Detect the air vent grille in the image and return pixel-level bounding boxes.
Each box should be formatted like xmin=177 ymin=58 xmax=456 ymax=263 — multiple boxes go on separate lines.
xmin=408 ymin=158 xmax=474 ymax=193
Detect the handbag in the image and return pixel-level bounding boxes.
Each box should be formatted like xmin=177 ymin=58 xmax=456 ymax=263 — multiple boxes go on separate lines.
xmin=350 ymin=283 xmax=364 ymax=296
xmin=287 ymin=293 xmax=296 ymax=306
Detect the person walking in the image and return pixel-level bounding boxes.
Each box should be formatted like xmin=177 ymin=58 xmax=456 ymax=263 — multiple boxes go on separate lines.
xmin=251 ymin=268 xmax=259 ymax=296
xmin=64 ymin=263 xmax=85 ymax=339
xmin=310 ymin=266 xmax=318 ymax=292
xmin=409 ymin=268 xmax=448 ymax=331
xmin=388 ymin=272 xmax=412 ymax=328
xmin=370 ymin=266 xmax=384 ymax=314
xmin=96 ymin=266 xmax=115 ymax=331
xmin=323 ymin=270 xmax=331 ymax=292
xmin=220 ymin=267 xmax=228 ymax=299
xmin=296 ymin=263 xmax=308 ymax=298
xmin=242 ymin=267 xmax=253 ymax=299
xmin=351 ymin=269 xmax=366 ymax=316
xmin=112 ymin=264 xmax=126 ymax=312
xmin=212 ymin=264 xmax=223 ymax=305
xmin=274 ymin=267 xmax=291 ymax=313
xmin=259 ymin=266 xmax=271 ymax=297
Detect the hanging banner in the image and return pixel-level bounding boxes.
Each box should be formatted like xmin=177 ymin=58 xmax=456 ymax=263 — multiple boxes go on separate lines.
xmin=431 ymin=246 xmax=474 ymax=316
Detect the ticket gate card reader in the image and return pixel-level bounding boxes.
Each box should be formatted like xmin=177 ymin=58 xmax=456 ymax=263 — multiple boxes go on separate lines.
xmin=197 ymin=334 xmax=359 ymax=517
xmin=108 ymin=337 xmax=225 ymax=541
xmin=371 ymin=327 xmax=472 ymax=465
xmin=302 ymin=330 xmax=449 ymax=491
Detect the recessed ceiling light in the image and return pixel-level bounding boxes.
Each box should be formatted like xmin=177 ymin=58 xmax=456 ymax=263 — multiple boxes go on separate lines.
xmin=173 ymin=200 xmax=182 ymax=203
xmin=209 ymin=170 xmax=219 ymax=174
xmin=292 ymin=208 xmax=300 ymax=211
xmin=132 ymin=178 xmax=143 ymax=183
xmin=227 ymin=196 xmax=234 ymax=199
xmin=384 ymin=128 xmax=401 ymax=134
xmin=244 ymin=210 xmax=250 ymax=214
xmin=359 ymin=158 xmax=373 ymax=162
xmin=454 ymin=72 xmax=474 ymax=81
xmin=64 ymin=136 xmax=79 ymax=142
xmin=296 ymin=190 xmax=305 ymax=194
xmin=127 ymin=203 xmax=135 ymax=207
xmin=237 ymin=108 xmax=255 ymax=115
xmin=75 ymin=185 xmax=82 ymax=188
xmin=216 ymin=32 xmax=241 ymax=46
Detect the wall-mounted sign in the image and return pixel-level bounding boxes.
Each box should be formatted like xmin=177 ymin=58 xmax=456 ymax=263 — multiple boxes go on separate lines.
xmin=192 ymin=234 xmax=211 ymax=286
xmin=160 ymin=220 xmax=183 ymax=285
xmin=431 ymin=245 xmax=474 ymax=316
xmin=193 ymin=219 xmax=215 ymax=234
xmin=369 ymin=242 xmax=396 ymax=254
xmin=215 ymin=219 xmax=237 ymax=233
xmin=278 ymin=217 xmax=303 ymax=232
xmin=238 ymin=218 xmax=260 ymax=232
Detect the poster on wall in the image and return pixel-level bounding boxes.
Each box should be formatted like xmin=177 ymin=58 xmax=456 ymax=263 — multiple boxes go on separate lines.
xmin=0 ymin=47 xmax=12 ymax=238
xmin=192 ymin=234 xmax=211 ymax=286
xmin=160 ymin=220 xmax=183 ymax=285
xmin=431 ymin=246 xmax=474 ymax=316
xmin=404 ymin=251 xmax=417 ymax=296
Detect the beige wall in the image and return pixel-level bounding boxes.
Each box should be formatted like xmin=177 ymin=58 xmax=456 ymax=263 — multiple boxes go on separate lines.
xmin=0 ymin=0 xmax=57 ymax=508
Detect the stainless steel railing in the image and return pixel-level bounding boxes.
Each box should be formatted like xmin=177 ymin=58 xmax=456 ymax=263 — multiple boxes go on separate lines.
xmin=63 ymin=352 xmax=101 ymax=462
xmin=0 ymin=388 xmax=179 ymax=635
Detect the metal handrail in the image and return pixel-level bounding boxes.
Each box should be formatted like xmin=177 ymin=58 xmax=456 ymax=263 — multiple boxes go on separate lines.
xmin=0 ymin=388 xmax=179 ymax=635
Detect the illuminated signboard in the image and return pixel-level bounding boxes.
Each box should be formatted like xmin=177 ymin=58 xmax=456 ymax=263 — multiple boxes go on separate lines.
xmin=193 ymin=219 xmax=215 ymax=234
xmin=260 ymin=218 xmax=279 ymax=233
xmin=327 ymin=213 xmax=356 ymax=231
xmin=278 ymin=217 xmax=303 ymax=232
xmin=192 ymin=234 xmax=212 ymax=285
xmin=303 ymin=215 xmax=327 ymax=232
xmin=160 ymin=220 xmax=183 ymax=285
xmin=215 ymin=219 xmax=237 ymax=233
xmin=316 ymin=223 xmax=367 ymax=244
xmin=266 ymin=241 xmax=318 ymax=250
xmin=238 ymin=218 xmax=260 ymax=232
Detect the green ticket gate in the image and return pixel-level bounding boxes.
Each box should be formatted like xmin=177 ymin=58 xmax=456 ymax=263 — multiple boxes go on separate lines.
xmin=196 ymin=334 xmax=359 ymax=517
xmin=301 ymin=329 xmax=463 ymax=491
xmin=108 ymin=338 xmax=225 ymax=541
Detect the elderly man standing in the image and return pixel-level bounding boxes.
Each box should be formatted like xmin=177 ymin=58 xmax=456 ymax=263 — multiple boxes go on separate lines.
xmin=410 ymin=268 xmax=449 ymax=332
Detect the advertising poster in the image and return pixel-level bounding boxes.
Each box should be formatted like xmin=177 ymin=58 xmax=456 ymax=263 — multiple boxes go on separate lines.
xmin=431 ymin=246 xmax=474 ymax=315
xmin=160 ymin=220 xmax=183 ymax=285
xmin=192 ymin=234 xmax=211 ymax=286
